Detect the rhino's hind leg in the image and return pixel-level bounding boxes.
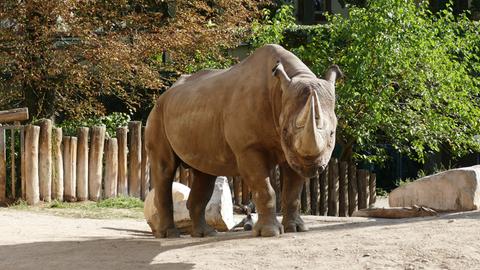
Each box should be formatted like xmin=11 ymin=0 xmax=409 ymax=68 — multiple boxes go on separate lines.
xmin=280 ymin=163 xmax=309 ymax=233
xmin=146 ymin=119 xmax=181 ymax=238
xmin=187 ymin=170 xmax=217 ymax=237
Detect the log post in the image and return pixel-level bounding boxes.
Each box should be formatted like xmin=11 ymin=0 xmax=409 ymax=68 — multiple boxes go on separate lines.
xmin=38 ymin=119 xmax=52 ymax=202
xmin=141 ymin=126 xmax=150 ymax=200
xmin=0 ymin=108 xmax=29 ymax=122
xmin=51 ymin=128 xmax=63 ymax=201
xmin=357 ymin=169 xmax=369 ymax=210
xmin=10 ymin=123 xmax=16 ymax=199
xmin=233 ymin=176 xmax=242 ymax=205
xmin=269 ymin=166 xmax=281 ymax=213
xmin=116 ymin=127 xmax=128 ymax=196
xmin=21 ymin=127 xmax=26 ymax=200
xmin=63 ymin=136 xmax=77 ymax=202
xmin=104 ymin=138 xmax=118 ymax=198
xmin=76 ymin=127 xmax=89 ymax=201
xmin=128 ymin=121 xmax=141 ymax=198
xmin=327 ymin=158 xmax=339 ymax=216
xmin=319 ymin=169 xmax=328 ymax=216
xmin=310 ymin=174 xmax=319 ymax=215
xmin=241 ymin=177 xmax=250 ymax=205
xmin=369 ymin=172 xmax=377 ymax=206
xmin=338 ymin=161 xmax=348 ymax=217
xmin=348 ymin=163 xmax=358 ymax=216
xmin=301 ymin=181 xmax=309 ymax=214
xmin=24 ymin=125 xmax=40 ymax=205
xmin=0 ymin=127 xmax=5 ymax=202
xmin=88 ymin=125 xmax=105 ymax=201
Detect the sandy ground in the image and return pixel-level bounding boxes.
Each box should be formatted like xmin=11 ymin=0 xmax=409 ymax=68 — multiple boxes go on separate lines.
xmin=1 ymin=206 xmax=479 ymax=270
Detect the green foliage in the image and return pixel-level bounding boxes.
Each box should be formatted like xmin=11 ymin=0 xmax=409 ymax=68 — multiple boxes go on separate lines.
xmin=184 ymin=50 xmax=236 ymax=74
xmin=394 ymin=177 xmax=415 ymax=188
xmin=96 ymin=196 xmax=144 ymax=209
xmin=58 ymin=112 xmax=131 ymax=137
xmin=251 ymin=4 xmax=296 ymax=47
xmin=252 ymin=1 xmax=480 ymax=164
xmin=376 ymin=187 xmax=388 ymax=197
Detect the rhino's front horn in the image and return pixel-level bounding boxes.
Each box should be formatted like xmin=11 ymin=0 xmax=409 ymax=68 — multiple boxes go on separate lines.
xmin=294 ymin=94 xmax=324 ymax=157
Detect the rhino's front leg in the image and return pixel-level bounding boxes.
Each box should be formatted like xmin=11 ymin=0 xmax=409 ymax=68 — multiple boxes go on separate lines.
xmin=280 ymin=163 xmax=308 ymax=233
xmin=238 ymin=152 xmax=283 ymax=237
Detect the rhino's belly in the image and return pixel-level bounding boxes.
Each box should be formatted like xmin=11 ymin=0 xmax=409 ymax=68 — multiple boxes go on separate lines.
xmin=163 ymin=97 xmax=239 ymax=176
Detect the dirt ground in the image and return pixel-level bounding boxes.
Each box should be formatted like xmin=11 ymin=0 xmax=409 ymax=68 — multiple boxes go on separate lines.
xmin=1 ymin=205 xmax=479 ymax=270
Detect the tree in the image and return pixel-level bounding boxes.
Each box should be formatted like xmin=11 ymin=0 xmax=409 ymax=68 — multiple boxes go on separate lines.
xmin=253 ymin=0 xmax=480 ymax=164
xmin=0 ymin=0 xmax=273 ymax=121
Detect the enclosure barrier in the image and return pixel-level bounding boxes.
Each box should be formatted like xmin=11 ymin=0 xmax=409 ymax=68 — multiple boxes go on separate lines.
xmin=0 ymin=108 xmax=376 ymax=216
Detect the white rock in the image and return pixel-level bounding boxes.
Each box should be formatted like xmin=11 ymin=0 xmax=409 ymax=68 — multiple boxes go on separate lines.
xmin=144 ymin=177 xmax=235 ymax=234
xmin=389 ymin=166 xmax=480 ymax=211
xmin=205 ymin=176 xmax=235 ymax=231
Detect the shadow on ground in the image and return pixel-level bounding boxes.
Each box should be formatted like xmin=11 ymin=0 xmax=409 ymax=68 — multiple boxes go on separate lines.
xmin=0 ymin=229 xmax=252 ymax=270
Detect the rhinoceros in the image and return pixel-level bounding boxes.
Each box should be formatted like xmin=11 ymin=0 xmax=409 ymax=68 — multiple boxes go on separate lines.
xmin=145 ymin=44 xmax=343 ymax=238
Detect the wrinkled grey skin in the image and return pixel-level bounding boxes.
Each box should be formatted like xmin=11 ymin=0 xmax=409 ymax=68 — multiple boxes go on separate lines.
xmin=145 ymin=44 xmax=343 ymax=238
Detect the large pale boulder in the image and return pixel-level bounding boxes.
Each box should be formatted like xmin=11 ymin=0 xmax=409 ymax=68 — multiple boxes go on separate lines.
xmin=205 ymin=176 xmax=235 ymax=231
xmin=144 ymin=177 xmax=235 ymax=234
xmin=389 ymin=166 xmax=480 ymax=211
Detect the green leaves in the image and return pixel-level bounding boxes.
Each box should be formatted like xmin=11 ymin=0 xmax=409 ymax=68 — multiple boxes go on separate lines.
xmin=252 ymin=0 xmax=480 ymax=164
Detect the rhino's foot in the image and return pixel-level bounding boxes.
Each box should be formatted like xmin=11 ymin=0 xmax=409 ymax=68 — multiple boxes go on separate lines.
xmin=253 ymin=219 xmax=284 ymax=237
xmin=153 ymin=227 xmax=181 ymax=238
xmin=191 ymin=224 xmax=218 ymax=238
xmin=282 ymin=216 xmax=309 ymax=233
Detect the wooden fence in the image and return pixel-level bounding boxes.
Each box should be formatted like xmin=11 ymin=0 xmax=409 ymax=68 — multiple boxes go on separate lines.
xmin=175 ymin=159 xmax=376 ymax=217
xmin=0 ymin=112 xmax=151 ymax=205
xmin=0 ymin=108 xmax=375 ymax=216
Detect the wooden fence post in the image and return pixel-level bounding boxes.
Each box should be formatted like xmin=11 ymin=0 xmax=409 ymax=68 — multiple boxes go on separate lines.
xmin=338 ymin=161 xmax=348 ymax=217
xmin=88 ymin=125 xmax=105 ymax=201
xmin=0 ymin=127 xmax=5 ymax=202
xmin=327 ymin=158 xmax=339 ymax=216
xmin=24 ymin=125 xmax=40 ymax=205
xmin=128 ymin=121 xmax=141 ymax=198
xmin=348 ymin=163 xmax=358 ymax=216
xmin=76 ymin=127 xmax=89 ymax=201
xmin=310 ymin=174 xmax=319 ymax=215
xmin=38 ymin=119 xmax=52 ymax=202
xmin=51 ymin=128 xmax=63 ymax=201
xmin=63 ymin=136 xmax=77 ymax=202
xmin=105 ymin=138 xmax=118 ymax=198
xmin=141 ymin=126 xmax=149 ymax=200
xmin=270 ymin=166 xmax=281 ymax=213
xmin=357 ymin=169 xmax=369 ymax=209
xmin=116 ymin=127 xmax=128 ymax=196
xmin=233 ymin=176 xmax=242 ymax=205
xmin=241 ymin=177 xmax=250 ymax=205
xmin=319 ymin=169 xmax=328 ymax=216
xmin=301 ymin=181 xmax=310 ymax=214
xmin=21 ymin=127 xmax=26 ymax=200
xmin=10 ymin=125 xmax=16 ymax=199
xmin=369 ymin=172 xmax=376 ymax=206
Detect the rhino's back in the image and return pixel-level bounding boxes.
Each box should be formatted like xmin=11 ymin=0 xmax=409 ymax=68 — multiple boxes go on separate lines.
xmin=162 ymin=69 xmax=241 ymax=176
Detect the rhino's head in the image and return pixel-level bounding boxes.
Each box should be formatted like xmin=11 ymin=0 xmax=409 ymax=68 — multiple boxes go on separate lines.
xmin=274 ymin=62 xmax=342 ymax=178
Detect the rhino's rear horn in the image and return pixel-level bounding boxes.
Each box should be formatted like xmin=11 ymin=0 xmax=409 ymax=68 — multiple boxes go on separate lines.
xmin=325 ymin=65 xmax=344 ymax=84
xmin=273 ymin=61 xmax=291 ymax=90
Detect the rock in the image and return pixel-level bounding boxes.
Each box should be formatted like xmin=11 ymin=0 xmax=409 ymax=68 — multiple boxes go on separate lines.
xmin=389 ymin=166 xmax=480 ymax=211
xmin=144 ymin=177 xmax=235 ymax=234
xmin=204 ymin=176 xmax=235 ymax=231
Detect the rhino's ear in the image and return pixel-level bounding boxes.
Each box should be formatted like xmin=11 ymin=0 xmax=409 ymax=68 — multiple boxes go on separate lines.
xmin=272 ymin=61 xmax=291 ymax=91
